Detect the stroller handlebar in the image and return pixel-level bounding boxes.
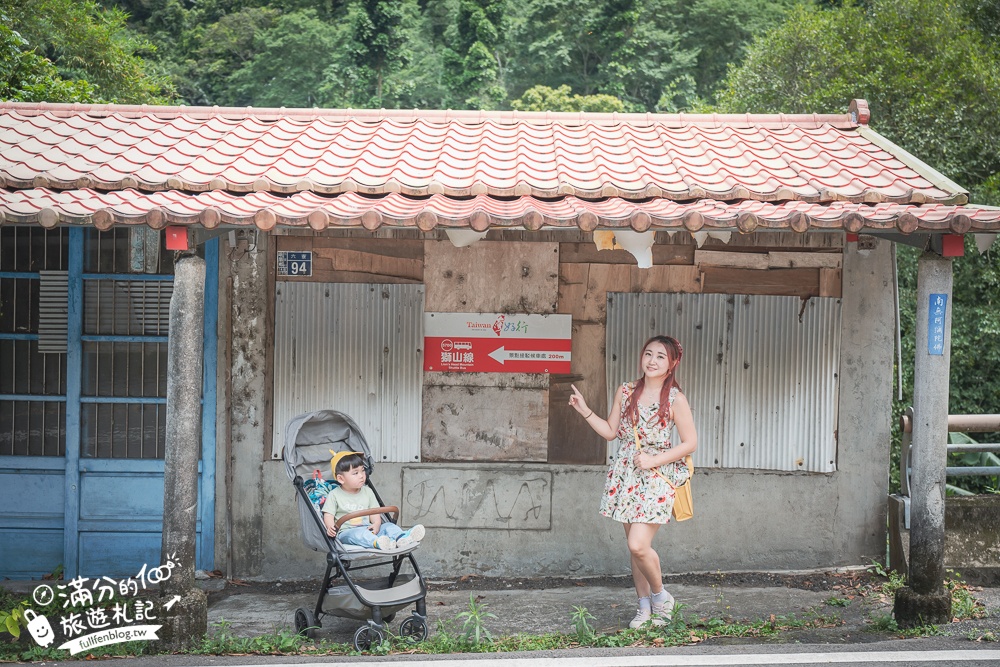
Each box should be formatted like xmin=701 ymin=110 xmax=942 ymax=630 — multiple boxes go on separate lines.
xmin=334 ymin=506 xmax=400 ymax=532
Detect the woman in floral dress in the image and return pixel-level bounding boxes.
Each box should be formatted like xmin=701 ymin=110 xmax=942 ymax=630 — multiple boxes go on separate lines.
xmin=569 ymin=335 xmax=697 ymax=629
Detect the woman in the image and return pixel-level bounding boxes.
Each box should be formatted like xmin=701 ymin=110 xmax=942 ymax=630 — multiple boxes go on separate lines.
xmin=569 ymin=335 xmax=697 ymax=628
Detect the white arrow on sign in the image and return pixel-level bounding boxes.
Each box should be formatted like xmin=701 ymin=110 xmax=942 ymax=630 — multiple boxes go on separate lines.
xmin=488 ymin=346 xmax=571 ymax=365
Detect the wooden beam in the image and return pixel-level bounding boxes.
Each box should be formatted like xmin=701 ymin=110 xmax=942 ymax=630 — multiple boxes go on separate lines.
xmin=769 ymin=252 xmax=843 ymax=269
xmin=701 ymin=267 xmax=821 ymax=297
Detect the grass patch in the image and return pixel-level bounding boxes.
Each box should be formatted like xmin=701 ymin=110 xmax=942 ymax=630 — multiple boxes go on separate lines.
xmin=865 ymin=612 xmax=945 ymax=638
xmin=966 ymin=628 xmax=999 ymax=642
xmin=859 ymin=565 xmax=988 ymax=638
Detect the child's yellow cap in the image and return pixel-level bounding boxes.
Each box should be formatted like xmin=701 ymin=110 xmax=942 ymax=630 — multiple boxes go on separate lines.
xmin=329 ymin=449 xmax=361 ymax=474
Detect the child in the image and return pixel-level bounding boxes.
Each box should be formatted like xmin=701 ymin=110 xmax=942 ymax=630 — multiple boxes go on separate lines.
xmin=322 ymin=451 xmax=425 ymax=550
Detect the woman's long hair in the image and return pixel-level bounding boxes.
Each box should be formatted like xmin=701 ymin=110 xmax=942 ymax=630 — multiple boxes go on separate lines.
xmin=623 ymin=335 xmax=683 ymax=427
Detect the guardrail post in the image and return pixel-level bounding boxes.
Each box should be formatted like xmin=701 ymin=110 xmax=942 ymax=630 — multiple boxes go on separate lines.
xmin=893 ymin=251 xmax=953 ymax=628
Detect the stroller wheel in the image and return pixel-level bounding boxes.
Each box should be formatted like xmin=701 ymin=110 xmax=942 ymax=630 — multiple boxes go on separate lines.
xmin=352 ymin=624 xmax=385 ymax=652
xmin=294 ymin=607 xmax=317 ymax=638
xmin=399 ymin=616 xmax=429 ymax=642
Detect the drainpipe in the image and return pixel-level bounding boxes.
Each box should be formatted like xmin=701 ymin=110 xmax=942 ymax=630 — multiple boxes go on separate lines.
xmin=159 ymin=253 xmax=209 ymax=648
xmin=893 ymin=251 xmax=953 ymax=627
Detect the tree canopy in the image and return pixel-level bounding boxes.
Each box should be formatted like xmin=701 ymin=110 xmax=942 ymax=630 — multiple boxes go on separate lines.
xmin=87 ymin=0 xmax=798 ymax=112
xmin=1 ymin=0 xmax=173 ymax=104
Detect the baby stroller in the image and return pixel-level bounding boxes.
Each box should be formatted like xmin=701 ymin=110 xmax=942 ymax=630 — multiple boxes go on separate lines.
xmin=284 ymin=409 xmax=428 ymax=650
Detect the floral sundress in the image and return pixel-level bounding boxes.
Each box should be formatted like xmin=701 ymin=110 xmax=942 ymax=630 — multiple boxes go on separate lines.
xmin=599 ymin=382 xmax=690 ymax=524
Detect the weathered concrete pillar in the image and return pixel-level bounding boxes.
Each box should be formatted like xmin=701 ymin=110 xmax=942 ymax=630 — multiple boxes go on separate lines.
xmin=894 ymin=250 xmax=952 ymax=627
xmin=160 ymin=253 xmax=208 ymax=649
xmin=224 ymin=234 xmax=270 ymax=577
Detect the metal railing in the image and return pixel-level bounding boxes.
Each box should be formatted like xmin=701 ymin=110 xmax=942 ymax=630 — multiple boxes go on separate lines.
xmin=899 ymin=409 xmax=1000 ymax=496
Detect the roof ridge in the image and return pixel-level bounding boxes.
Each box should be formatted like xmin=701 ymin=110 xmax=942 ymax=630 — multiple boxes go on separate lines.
xmin=0 ymin=101 xmax=860 ymax=129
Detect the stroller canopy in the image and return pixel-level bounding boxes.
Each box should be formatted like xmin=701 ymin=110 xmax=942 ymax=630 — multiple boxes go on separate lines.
xmin=284 ymin=409 xmax=372 ymax=482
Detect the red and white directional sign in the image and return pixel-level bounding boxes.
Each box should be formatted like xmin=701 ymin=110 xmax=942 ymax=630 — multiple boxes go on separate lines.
xmin=424 ymin=313 xmax=572 ymax=373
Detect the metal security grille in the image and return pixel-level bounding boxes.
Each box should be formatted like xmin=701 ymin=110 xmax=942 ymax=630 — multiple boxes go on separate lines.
xmin=81 ymin=229 xmax=174 ymax=459
xmin=0 ymin=227 xmax=69 ymax=456
xmin=607 ymin=292 xmax=841 ymax=473
xmin=272 ymin=282 xmax=425 ymax=462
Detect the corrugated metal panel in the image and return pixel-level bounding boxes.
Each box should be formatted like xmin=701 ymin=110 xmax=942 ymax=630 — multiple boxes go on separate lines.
xmin=606 ymin=293 xmax=841 ymax=473
xmin=38 ymin=271 xmax=68 ymax=353
xmin=726 ymin=295 xmax=841 ymax=472
xmin=606 ymin=293 xmax=730 ymax=467
xmin=271 ymin=282 xmax=425 ymax=462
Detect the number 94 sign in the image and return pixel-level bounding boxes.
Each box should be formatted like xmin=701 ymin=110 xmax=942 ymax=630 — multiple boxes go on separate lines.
xmin=277 ymin=251 xmax=312 ymax=277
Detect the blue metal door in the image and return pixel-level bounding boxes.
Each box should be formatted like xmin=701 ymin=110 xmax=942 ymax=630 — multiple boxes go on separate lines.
xmin=0 ymin=227 xmax=217 ymax=579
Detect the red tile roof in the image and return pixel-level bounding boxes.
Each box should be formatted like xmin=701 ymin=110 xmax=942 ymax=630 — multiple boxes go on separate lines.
xmin=1 ymin=101 xmax=997 ymax=233
xmin=5 ymin=188 xmax=995 ymax=235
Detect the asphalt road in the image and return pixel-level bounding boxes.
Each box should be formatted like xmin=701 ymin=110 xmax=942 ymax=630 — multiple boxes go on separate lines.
xmin=31 ymin=644 xmax=1000 ymax=667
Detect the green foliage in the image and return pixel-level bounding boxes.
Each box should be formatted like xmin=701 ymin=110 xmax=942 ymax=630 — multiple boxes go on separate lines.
xmin=227 ymin=9 xmax=347 ymax=107
xmin=174 ymin=6 xmax=282 ymax=106
xmin=2 ymin=0 xmax=174 ymax=103
xmin=510 ymin=0 xmax=700 ymax=111
xmin=0 ymin=20 xmax=98 ymax=102
xmin=946 ymin=570 xmax=989 ymax=620
xmin=349 ymin=0 xmax=410 ymax=107
xmin=824 ymin=596 xmax=851 ymax=607
xmin=866 ymin=611 xmax=944 ymax=636
xmin=443 ymin=0 xmax=508 ymax=109
xmin=570 ymin=605 xmax=596 ymax=641
xmin=195 ymin=618 xmax=319 ymax=654
xmin=93 ymin=0 xmax=797 ymax=111
xmin=455 ymin=593 xmax=497 ymax=646
xmin=670 ymin=0 xmax=801 ymax=101
xmin=0 ymin=604 xmax=25 ymax=639
xmin=511 ymin=84 xmax=625 ymax=112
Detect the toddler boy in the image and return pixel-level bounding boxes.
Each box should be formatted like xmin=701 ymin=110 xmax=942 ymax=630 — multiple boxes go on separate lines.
xmin=322 ymin=451 xmax=425 ymax=550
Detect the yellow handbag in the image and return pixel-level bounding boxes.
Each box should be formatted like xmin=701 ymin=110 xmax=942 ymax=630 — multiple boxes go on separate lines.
xmin=634 ymin=425 xmax=694 ymax=522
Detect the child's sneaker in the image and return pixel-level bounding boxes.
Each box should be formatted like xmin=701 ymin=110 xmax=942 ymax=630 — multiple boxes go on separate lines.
xmin=396 ymin=524 xmax=425 ymax=549
xmin=650 ymin=590 xmax=674 ymax=626
xmin=401 ymin=524 xmax=425 ymax=542
xmin=374 ymin=536 xmax=396 ymax=550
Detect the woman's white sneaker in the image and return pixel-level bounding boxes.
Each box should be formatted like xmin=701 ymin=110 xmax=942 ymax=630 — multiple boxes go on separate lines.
xmin=628 ymin=606 xmax=652 ymax=629
xmin=650 ymin=591 xmax=675 ymax=625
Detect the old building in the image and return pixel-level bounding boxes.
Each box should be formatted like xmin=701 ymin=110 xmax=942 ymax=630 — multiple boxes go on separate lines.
xmin=1 ymin=100 xmax=996 ymax=580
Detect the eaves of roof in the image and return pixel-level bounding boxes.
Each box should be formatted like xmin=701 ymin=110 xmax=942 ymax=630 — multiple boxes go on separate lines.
xmin=1 ymin=100 xmax=997 ymax=234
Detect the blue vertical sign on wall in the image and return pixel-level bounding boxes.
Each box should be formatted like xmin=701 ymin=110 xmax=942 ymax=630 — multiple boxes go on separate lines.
xmin=928 ymin=293 xmax=947 ymax=355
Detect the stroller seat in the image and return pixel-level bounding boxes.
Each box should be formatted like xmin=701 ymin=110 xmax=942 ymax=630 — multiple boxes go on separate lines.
xmin=336 ymin=540 xmax=421 ymax=560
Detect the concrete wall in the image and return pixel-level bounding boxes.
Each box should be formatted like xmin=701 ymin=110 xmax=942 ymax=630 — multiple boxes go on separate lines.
xmin=889 ymin=493 xmax=1000 ymax=585
xmin=215 ymin=235 xmax=896 ymax=580
xmin=945 ymin=495 xmax=1000 ymax=580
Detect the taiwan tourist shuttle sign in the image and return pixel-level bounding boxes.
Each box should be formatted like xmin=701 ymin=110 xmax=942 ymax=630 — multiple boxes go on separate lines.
xmin=424 ymin=313 xmax=572 ymax=373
